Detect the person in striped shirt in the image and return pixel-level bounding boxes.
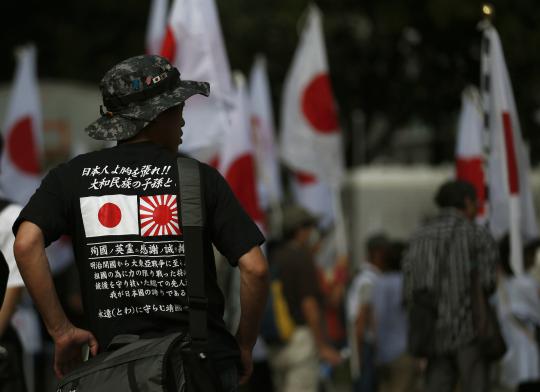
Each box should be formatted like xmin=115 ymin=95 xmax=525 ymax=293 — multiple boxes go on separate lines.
xmin=402 ymin=180 xmax=498 ymax=392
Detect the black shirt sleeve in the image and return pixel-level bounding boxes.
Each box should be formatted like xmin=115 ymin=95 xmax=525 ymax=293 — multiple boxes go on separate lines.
xmin=202 ymin=164 xmax=265 ymax=266
xmin=0 ymin=251 xmax=7 ymax=306
xmin=12 ymin=165 xmax=71 ymax=246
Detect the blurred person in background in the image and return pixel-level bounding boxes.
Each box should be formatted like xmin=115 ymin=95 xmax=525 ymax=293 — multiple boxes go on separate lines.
xmin=494 ymin=236 xmax=540 ymax=392
xmin=346 ymin=233 xmax=388 ymax=392
xmin=525 ymin=239 xmax=540 ymax=290
xmin=403 ymin=180 xmax=498 ymax=392
xmin=316 ymin=233 xmax=349 ymax=350
xmin=267 ymin=205 xmax=341 ymax=392
xmin=371 ymin=241 xmax=420 ymax=392
xmin=0 ymin=135 xmax=27 ymax=392
xmin=315 ymin=231 xmax=349 ymax=390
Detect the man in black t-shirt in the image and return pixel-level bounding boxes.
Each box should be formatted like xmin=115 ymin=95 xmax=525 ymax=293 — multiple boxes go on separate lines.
xmin=12 ymin=55 xmax=269 ymax=389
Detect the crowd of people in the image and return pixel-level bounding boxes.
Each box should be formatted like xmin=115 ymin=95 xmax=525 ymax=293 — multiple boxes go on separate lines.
xmin=244 ymin=180 xmax=540 ymax=392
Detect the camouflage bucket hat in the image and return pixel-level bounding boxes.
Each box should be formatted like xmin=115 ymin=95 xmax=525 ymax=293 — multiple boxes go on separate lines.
xmin=85 ymin=55 xmax=210 ymax=141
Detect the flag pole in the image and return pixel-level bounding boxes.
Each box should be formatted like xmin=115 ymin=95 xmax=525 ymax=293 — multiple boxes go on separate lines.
xmin=481 ymin=3 xmax=494 ymax=21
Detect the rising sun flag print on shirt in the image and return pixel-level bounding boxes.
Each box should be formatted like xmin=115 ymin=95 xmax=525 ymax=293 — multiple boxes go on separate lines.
xmin=80 ymin=194 xmax=181 ymax=237
xmin=140 ymin=194 xmax=181 ymax=237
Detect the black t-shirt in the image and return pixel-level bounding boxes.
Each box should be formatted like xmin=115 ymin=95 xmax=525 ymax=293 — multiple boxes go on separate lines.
xmin=13 ymin=142 xmax=265 ymax=360
xmin=0 ymin=251 xmax=7 ymax=306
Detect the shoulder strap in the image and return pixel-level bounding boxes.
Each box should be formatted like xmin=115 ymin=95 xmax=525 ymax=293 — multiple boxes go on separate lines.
xmin=176 ymin=157 xmax=208 ymax=354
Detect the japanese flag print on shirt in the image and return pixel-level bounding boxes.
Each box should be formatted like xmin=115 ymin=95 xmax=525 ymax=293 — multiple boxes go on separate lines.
xmin=140 ymin=194 xmax=181 ymax=237
xmin=80 ymin=195 xmax=139 ymax=237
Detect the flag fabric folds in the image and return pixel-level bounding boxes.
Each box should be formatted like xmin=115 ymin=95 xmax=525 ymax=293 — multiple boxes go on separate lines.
xmin=290 ymin=170 xmax=334 ymax=229
xmin=249 ymin=55 xmax=282 ymax=211
xmin=455 ymin=86 xmax=487 ymax=219
xmin=0 ymin=45 xmax=43 ymax=206
xmin=145 ymin=0 xmax=169 ymax=55
xmin=481 ymin=24 xmax=539 ymax=274
xmin=161 ymin=0 xmax=233 ymax=158
xmin=219 ymin=73 xmax=264 ymax=226
xmin=279 ymin=5 xmax=343 ymax=184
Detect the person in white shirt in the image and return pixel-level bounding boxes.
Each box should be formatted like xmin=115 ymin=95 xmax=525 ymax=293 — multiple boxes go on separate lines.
xmin=0 ymin=200 xmax=27 ymax=392
xmin=495 ymin=237 xmax=540 ymax=391
xmin=346 ymin=233 xmax=388 ymax=392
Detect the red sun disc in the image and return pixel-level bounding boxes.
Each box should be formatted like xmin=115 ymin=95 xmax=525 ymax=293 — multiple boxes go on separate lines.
xmin=301 ymin=73 xmax=339 ymax=133
xmin=153 ymin=204 xmax=173 ymax=225
xmin=7 ymin=116 xmax=40 ymax=175
xmin=98 ymin=203 xmax=122 ymax=228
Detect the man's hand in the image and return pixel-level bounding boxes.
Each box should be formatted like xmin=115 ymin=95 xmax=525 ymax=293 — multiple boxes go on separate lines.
xmin=237 ymin=346 xmax=253 ymax=385
xmin=53 ymin=323 xmax=98 ymax=379
xmin=318 ymin=344 xmax=342 ymax=366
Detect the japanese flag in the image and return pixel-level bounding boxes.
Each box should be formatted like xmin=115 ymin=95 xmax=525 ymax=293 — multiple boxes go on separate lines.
xmin=80 ymin=195 xmax=138 ymax=237
xmin=0 ymin=45 xmax=44 ymax=205
xmin=219 ymin=74 xmax=264 ymax=227
xmin=482 ymin=24 xmax=539 ymax=274
xmin=279 ymin=6 xmax=343 ymax=185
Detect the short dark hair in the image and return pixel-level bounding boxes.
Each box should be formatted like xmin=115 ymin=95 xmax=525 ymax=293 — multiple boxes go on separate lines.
xmin=366 ymin=233 xmax=389 ymax=255
xmin=384 ymin=241 xmax=406 ymax=272
xmin=434 ymin=180 xmax=477 ymax=209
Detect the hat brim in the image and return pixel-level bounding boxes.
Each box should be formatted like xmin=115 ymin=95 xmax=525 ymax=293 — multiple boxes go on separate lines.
xmin=85 ymin=80 xmax=210 ymax=141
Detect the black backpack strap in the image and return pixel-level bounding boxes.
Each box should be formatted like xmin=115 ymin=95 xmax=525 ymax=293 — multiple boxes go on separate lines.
xmin=176 ymin=157 xmax=208 ymax=354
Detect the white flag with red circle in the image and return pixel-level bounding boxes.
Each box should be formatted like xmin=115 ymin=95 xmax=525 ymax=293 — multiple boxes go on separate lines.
xmin=80 ymin=195 xmax=139 ymax=237
xmin=0 ymin=46 xmax=43 ymax=205
xmin=140 ymin=194 xmax=180 ymax=236
xmin=279 ymin=6 xmax=343 ymax=184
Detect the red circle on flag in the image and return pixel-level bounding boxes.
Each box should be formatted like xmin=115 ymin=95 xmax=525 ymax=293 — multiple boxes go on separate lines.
xmin=301 ymin=73 xmax=339 ymax=133
xmin=7 ymin=116 xmax=40 ymax=175
xmin=98 ymin=203 xmax=122 ymax=228
xmin=153 ymin=205 xmax=172 ymax=225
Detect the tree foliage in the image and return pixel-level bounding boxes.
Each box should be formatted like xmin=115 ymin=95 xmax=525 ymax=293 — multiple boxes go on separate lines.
xmin=1 ymin=0 xmax=539 ymax=164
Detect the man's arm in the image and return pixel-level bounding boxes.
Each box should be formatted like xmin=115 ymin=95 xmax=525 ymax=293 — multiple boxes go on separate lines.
xmin=302 ymin=296 xmax=342 ymax=365
xmin=235 ymin=246 xmax=269 ymax=385
xmin=14 ymin=221 xmax=98 ymax=378
xmin=0 ymin=286 xmax=23 ymax=336
xmin=354 ymin=302 xmax=372 ymax=365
